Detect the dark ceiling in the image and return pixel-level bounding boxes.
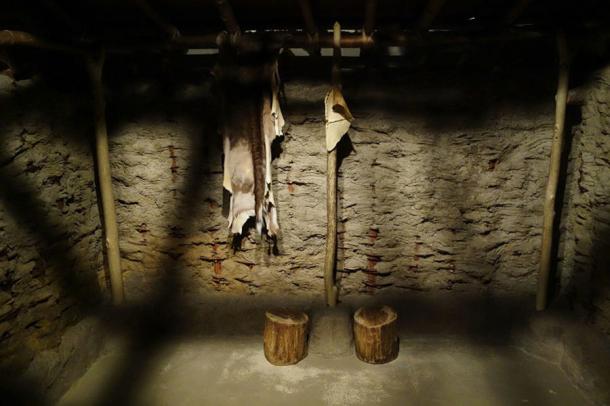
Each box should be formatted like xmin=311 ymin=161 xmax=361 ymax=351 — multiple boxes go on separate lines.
xmin=0 ymin=0 xmax=607 ymax=43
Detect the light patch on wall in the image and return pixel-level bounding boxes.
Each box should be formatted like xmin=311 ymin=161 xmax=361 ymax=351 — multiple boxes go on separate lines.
xmin=187 ymin=49 xmax=219 ymax=55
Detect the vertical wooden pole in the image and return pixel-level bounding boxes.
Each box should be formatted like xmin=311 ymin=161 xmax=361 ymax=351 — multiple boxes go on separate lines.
xmin=536 ymin=32 xmax=569 ymax=311
xmin=324 ymin=22 xmax=341 ymax=307
xmin=86 ymin=50 xmax=124 ymax=305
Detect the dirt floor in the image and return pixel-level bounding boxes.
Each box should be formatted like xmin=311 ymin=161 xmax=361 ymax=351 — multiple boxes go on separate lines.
xmin=59 ymin=335 xmax=591 ymax=406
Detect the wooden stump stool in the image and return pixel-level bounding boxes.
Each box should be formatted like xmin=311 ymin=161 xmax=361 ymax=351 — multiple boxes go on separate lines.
xmin=353 ymin=305 xmax=398 ymax=364
xmin=264 ymin=309 xmax=309 ymax=365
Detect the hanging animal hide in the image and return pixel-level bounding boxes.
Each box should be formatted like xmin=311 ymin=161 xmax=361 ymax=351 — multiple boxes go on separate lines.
xmin=218 ymin=61 xmax=284 ymax=237
xmin=325 ymin=86 xmax=353 ymax=151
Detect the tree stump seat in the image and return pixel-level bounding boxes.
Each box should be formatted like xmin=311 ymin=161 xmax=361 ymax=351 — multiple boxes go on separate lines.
xmin=353 ymin=305 xmax=398 ymax=364
xmin=263 ymin=309 xmax=309 ymax=365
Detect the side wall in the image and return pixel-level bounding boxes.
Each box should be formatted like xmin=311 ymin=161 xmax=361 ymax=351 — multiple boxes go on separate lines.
xmin=0 ymin=76 xmax=103 ymax=399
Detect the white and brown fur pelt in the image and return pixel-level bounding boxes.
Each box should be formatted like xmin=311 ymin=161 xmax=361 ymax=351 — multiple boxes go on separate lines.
xmin=215 ymin=55 xmax=284 ymax=239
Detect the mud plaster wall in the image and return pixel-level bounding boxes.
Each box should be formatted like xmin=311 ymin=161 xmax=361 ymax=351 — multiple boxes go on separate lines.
xmin=111 ymin=68 xmax=560 ymax=301
xmin=0 ymin=75 xmax=103 ymax=395
xmin=561 ymin=66 xmax=610 ymax=335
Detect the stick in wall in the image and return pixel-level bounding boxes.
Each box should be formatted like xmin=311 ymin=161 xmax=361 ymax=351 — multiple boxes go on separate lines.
xmin=536 ymin=32 xmax=569 ymax=311
xmin=86 ymin=50 xmax=125 ymax=305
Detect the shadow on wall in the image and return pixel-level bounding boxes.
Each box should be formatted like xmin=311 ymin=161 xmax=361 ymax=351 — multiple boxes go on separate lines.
xmin=0 ymin=69 xmax=222 ymax=404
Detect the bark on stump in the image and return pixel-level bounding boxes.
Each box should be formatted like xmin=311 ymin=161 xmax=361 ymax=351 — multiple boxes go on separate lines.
xmin=353 ymin=305 xmax=398 ymax=364
xmin=264 ymin=309 xmax=309 ymax=365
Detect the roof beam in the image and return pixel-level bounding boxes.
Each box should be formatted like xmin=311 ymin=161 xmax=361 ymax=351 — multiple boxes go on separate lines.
xmin=0 ymin=28 xmax=549 ymax=55
xmin=125 ymin=29 xmax=543 ymax=52
xmin=417 ymin=0 xmax=446 ymax=29
xmin=0 ymin=30 xmax=83 ymax=54
xmin=133 ymin=0 xmax=180 ymax=39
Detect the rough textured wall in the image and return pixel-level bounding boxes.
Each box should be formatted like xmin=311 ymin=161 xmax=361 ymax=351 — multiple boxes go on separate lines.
xmin=110 ymin=69 xmax=557 ymax=301
xmin=562 ymin=66 xmax=610 ymax=334
xmin=0 ymin=76 xmax=102 ymax=389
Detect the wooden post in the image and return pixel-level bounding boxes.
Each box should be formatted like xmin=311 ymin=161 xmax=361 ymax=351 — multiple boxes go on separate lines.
xmin=325 ymin=147 xmax=338 ymax=307
xmin=324 ymin=22 xmax=342 ymax=307
xmin=86 ymin=50 xmax=125 ymax=305
xmin=536 ymin=32 xmax=569 ymax=311
xmin=0 ymin=30 xmax=82 ymax=54
xmin=353 ymin=306 xmax=399 ymax=364
xmin=263 ymin=309 xmax=309 ymax=365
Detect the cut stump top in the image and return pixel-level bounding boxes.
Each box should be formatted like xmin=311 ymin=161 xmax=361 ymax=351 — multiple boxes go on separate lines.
xmin=265 ymin=309 xmax=309 ymax=325
xmin=354 ymin=305 xmax=397 ymax=327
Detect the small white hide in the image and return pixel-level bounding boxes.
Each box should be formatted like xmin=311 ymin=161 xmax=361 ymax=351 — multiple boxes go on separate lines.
xmin=324 ymin=87 xmax=353 ymax=151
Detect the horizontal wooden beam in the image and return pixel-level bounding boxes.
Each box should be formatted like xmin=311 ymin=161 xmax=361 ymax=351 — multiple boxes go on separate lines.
xmin=106 ymin=29 xmax=546 ymax=53
xmin=0 ymin=30 xmax=83 ymax=54
xmin=0 ymin=28 xmax=549 ymax=56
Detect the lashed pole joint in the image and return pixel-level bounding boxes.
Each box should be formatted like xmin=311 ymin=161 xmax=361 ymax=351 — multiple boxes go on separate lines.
xmin=297 ymin=0 xmax=320 ymax=55
xmin=536 ymin=32 xmax=569 ymax=311
xmin=216 ymin=0 xmax=241 ymax=46
xmin=362 ymin=0 xmax=377 ymax=47
xmin=86 ymin=49 xmax=125 ymax=305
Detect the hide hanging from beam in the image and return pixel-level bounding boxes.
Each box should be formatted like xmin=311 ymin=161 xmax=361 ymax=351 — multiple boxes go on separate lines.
xmin=217 ymin=56 xmax=284 ymax=237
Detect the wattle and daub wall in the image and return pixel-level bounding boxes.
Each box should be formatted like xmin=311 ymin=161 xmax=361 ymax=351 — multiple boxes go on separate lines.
xmin=114 ymin=68 xmax=556 ymax=299
xmin=0 ymin=62 xmax=609 ymax=379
